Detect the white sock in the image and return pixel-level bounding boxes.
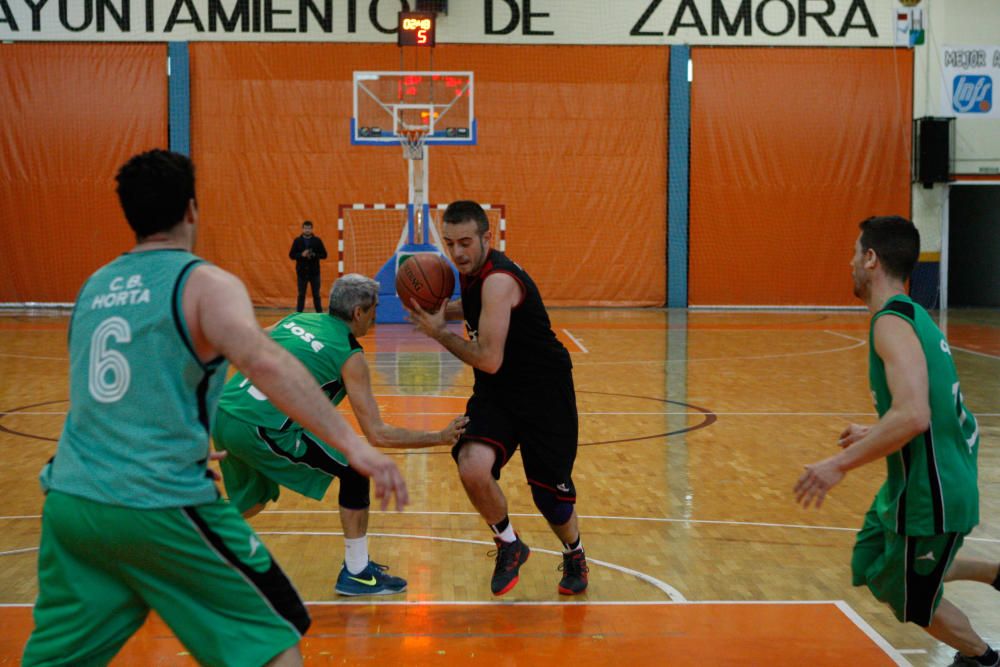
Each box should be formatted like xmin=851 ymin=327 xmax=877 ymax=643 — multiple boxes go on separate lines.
xmin=563 ymin=537 xmax=583 ymax=554
xmin=344 ymin=536 xmax=369 ymax=575
xmin=496 ymin=523 xmax=516 ymax=543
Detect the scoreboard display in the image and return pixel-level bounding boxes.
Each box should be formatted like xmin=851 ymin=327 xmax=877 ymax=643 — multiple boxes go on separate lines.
xmin=398 ymin=12 xmax=436 ymax=47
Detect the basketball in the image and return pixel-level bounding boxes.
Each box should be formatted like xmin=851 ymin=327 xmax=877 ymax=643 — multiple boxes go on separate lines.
xmin=395 ymin=253 xmax=455 ymax=312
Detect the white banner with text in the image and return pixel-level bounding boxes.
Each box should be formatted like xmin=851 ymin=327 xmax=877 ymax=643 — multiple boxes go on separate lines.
xmin=0 ymin=0 xmax=898 ymax=46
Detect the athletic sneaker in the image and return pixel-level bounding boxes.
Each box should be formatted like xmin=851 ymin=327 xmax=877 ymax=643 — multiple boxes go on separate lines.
xmin=489 ymin=536 xmax=530 ymax=596
xmin=558 ymin=548 xmax=589 ymax=595
xmin=949 ymin=651 xmax=1000 ymax=667
xmin=335 ymin=560 xmax=407 ymax=596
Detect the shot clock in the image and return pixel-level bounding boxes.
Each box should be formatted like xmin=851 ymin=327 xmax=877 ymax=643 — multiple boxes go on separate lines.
xmin=398 ymin=11 xmax=435 ymax=47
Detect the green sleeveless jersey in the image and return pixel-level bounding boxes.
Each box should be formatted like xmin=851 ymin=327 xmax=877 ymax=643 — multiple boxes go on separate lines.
xmin=217 ymin=313 xmax=362 ymax=431
xmin=869 ymin=295 xmax=980 ymax=536
xmin=42 ymin=250 xmax=228 ymax=508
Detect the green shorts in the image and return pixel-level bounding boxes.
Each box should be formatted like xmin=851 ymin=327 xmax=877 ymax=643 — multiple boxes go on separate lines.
xmin=851 ymin=502 xmax=965 ymax=627
xmin=23 ymin=490 xmax=308 ymax=667
xmin=213 ymin=410 xmax=367 ymax=514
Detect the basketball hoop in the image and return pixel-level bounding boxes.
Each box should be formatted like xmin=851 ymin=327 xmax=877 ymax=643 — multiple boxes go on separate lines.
xmin=400 ymin=128 xmax=428 ymax=160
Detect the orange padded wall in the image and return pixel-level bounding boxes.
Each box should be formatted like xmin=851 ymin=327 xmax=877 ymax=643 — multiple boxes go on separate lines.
xmin=0 ymin=44 xmax=167 ymax=303
xmin=689 ymin=48 xmax=913 ymax=307
xmin=190 ymin=44 xmax=668 ymax=308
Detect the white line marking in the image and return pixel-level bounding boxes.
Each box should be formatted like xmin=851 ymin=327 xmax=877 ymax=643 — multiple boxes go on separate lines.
xmin=823 ymin=329 xmax=867 ymax=344
xmin=3 ymin=513 xmax=998 ymax=544
xmin=689 ymin=305 xmax=866 ymax=311
xmin=8 ymin=409 xmax=1000 ymax=419
xmin=305 ymin=599 xmax=861 ymax=606
xmin=561 ymin=329 xmax=589 ymax=354
xmin=896 ymin=649 xmax=928 ymax=654
xmin=256 ymin=531 xmax=686 ymax=601
xmin=255 ymin=512 xmax=1000 ymax=545
xmin=0 ymin=599 xmax=905 ymax=609
xmin=0 ymin=353 xmax=67 ymax=361
xmin=834 ymin=600 xmax=911 ymax=666
xmin=952 ymin=346 xmax=1000 ymax=361
xmin=366 ymin=338 xmax=869 ymax=366
xmin=0 ymin=547 xmax=38 ymax=556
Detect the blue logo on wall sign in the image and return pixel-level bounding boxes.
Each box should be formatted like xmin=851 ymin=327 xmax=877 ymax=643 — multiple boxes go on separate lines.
xmin=952 ymin=75 xmax=993 ymax=113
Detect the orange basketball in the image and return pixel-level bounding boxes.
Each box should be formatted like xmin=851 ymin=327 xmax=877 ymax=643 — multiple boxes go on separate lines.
xmin=395 ymin=253 xmax=455 ymax=312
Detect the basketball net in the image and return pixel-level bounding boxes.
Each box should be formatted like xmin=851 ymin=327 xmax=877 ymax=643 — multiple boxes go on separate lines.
xmin=400 ymin=128 xmax=428 ymax=161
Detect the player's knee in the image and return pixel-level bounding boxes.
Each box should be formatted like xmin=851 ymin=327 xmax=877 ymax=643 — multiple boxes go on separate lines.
xmin=338 ymin=468 xmax=371 ymax=509
xmin=456 ymin=443 xmax=495 ymax=482
xmin=531 ymin=485 xmax=573 ymax=525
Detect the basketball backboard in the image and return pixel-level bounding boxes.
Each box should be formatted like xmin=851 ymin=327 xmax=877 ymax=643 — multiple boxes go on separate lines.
xmin=351 ymin=71 xmax=475 ymax=146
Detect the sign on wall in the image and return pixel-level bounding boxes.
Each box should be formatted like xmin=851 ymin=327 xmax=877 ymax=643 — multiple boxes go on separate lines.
xmin=942 ymin=45 xmax=998 ymax=119
xmin=0 ymin=0 xmax=896 ymax=46
xmin=893 ymin=0 xmax=923 ymax=47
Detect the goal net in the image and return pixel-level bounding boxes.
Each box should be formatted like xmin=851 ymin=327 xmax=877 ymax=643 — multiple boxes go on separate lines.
xmin=337 ymin=203 xmax=507 ymax=278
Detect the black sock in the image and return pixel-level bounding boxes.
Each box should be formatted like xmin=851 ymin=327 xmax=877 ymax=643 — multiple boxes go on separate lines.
xmin=489 ymin=515 xmax=510 ymax=537
xmin=975 ymin=647 xmax=998 ymax=666
xmin=562 ymin=536 xmax=581 ymax=552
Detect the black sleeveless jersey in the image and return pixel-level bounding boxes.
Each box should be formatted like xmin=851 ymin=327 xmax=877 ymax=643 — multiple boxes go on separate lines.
xmin=460 ymin=250 xmax=571 ymax=390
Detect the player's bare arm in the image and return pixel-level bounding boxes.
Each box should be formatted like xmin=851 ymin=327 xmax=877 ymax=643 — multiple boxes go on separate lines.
xmin=411 ymin=273 xmax=520 ymax=374
xmin=796 ymin=314 xmax=930 ymax=509
xmin=838 ymin=423 xmax=871 ymax=448
xmin=184 ymin=264 xmax=408 ymax=509
xmin=341 ymin=353 xmax=468 ymax=448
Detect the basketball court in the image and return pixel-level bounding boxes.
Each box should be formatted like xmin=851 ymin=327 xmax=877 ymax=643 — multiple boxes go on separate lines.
xmin=2 ymin=2 xmax=1000 ymax=665
xmin=2 ymin=308 xmax=998 ymax=665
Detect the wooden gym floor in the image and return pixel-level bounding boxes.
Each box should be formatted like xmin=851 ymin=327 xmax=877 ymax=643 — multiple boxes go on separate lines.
xmin=1 ymin=307 xmax=997 ymax=666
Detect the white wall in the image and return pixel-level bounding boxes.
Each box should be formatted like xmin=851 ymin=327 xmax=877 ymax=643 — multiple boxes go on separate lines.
xmin=912 ymin=0 xmax=1000 ymax=252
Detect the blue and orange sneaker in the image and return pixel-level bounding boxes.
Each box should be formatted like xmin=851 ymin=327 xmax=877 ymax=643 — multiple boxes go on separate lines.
xmin=335 ymin=560 xmax=407 ymax=596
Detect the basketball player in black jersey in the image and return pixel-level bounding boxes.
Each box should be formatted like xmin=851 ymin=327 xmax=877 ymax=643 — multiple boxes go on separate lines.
xmin=408 ymin=200 xmax=588 ymax=596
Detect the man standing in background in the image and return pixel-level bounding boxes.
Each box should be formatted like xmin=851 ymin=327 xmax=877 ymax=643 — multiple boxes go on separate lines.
xmin=290 ymin=220 xmax=327 ymax=313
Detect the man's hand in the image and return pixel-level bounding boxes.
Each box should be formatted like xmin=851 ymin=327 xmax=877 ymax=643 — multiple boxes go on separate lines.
xmin=794 ymin=456 xmax=845 ymax=509
xmin=408 ymin=299 xmax=449 ymax=340
xmin=346 ymin=446 xmax=409 ymax=510
xmin=439 ymin=416 xmax=470 ymax=446
xmin=207 ymin=450 xmax=227 ymax=482
xmin=838 ymin=423 xmax=871 ymax=449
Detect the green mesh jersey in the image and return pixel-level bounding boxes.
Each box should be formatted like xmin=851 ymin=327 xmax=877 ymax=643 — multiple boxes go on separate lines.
xmin=42 ymin=250 xmax=228 ymax=508
xmin=217 ymin=313 xmax=362 ymax=432
xmin=869 ymin=295 xmax=980 ymax=536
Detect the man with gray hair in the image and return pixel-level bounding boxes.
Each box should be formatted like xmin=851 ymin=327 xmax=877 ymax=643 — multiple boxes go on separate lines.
xmin=213 ymin=274 xmax=468 ymax=596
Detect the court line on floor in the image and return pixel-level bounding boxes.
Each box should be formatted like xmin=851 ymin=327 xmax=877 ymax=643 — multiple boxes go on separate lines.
xmin=834 ymin=600 xmax=910 ymax=666
xmin=823 ymin=329 xmax=867 ymax=344
xmin=257 ymin=511 xmax=1000 ymax=543
xmin=3 ymin=511 xmax=997 ymax=544
xmin=561 ymin=329 xmax=589 ymax=354
xmin=0 ymin=598 xmax=912 ymax=662
xmin=256 ymin=531 xmax=686 ymax=601
xmin=368 ymin=335 xmax=869 ymax=367
xmin=952 ymin=346 xmax=1000 ymax=361
xmin=0 ymin=353 xmax=67 ymax=361
xmin=6 ymin=409 xmax=1000 ymax=418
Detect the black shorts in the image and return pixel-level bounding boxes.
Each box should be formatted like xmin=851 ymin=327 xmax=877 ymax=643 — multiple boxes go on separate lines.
xmin=451 ymin=371 xmax=579 ymax=501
